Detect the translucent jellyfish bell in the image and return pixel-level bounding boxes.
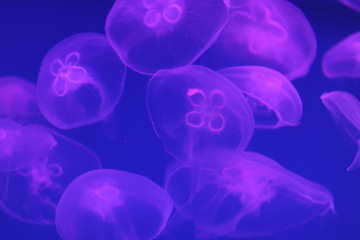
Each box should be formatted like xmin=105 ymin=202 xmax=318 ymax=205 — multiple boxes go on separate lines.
xmin=0 ymin=76 xmax=43 ymax=125
xmin=0 ymin=119 xmax=56 ymax=172
xmin=322 ymin=31 xmax=360 ymax=79
xmin=0 ymin=124 xmax=101 ymax=224
xmin=338 ymin=0 xmax=360 ymax=13
xmin=321 ymin=91 xmax=360 ymax=171
xmin=37 ymin=32 xmax=126 ymax=129
xmin=146 ymin=65 xmax=254 ymax=168
xmin=55 ymin=169 xmax=173 ymax=240
xmin=165 ymin=151 xmax=334 ymax=238
xmin=201 ymin=0 xmax=317 ymax=80
xmin=218 ymin=66 xmax=303 ymax=128
xmin=105 ymin=0 xmax=229 ymax=74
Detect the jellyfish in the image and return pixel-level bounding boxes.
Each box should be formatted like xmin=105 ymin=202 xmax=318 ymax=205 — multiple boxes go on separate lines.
xmin=0 ymin=76 xmax=44 ymax=125
xmin=0 ymin=123 xmax=101 ymax=224
xmin=321 ymin=91 xmax=360 ymax=171
xmin=322 ymin=31 xmax=360 ymax=79
xmin=36 ymin=32 xmax=126 ymax=129
xmin=146 ymin=65 xmax=254 ymax=168
xmin=105 ymin=0 xmax=229 ymax=74
xmin=218 ymin=66 xmax=303 ymax=128
xmin=55 ymin=169 xmax=173 ymax=240
xmin=199 ymin=0 xmax=317 ymax=80
xmin=165 ymin=151 xmax=334 ymax=238
xmin=338 ymin=0 xmax=360 ymax=13
xmin=0 ymin=118 xmax=57 ymax=172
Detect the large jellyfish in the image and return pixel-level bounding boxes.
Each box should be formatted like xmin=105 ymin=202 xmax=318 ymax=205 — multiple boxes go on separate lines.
xmin=0 ymin=76 xmax=44 ymax=125
xmin=338 ymin=0 xmax=360 ymax=13
xmin=146 ymin=65 xmax=254 ymax=168
xmin=55 ymin=169 xmax=173 ymax=240
xmin=165 ymin=151 xmax=334 ymax=238
xmin=322 ymin=31 xmax=360 ymax=79
xmin=218 ymin=66 xmax=303 ymax=128
xmin=199 ymin=0 xmax=317 ymax=80
xmin=37 ymin=32 xmax=126 ymax=129
xmin=0 ymin=119 xmax=56 ymax=172
xmin=0 ymin=122 xmax=101 ymax=224
xmin=321 ymin=91 xmax=360 ymax=171
xmin=105 ymin=0 xmax=229 ymax=74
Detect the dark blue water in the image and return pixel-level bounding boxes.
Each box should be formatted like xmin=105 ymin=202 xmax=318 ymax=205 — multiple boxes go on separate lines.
xmin=0 ymin=0 xmax=360 ymax=239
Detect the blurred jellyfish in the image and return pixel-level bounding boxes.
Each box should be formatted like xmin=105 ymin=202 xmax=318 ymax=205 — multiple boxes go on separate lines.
xmin=0 ymin=123 xmax=101 ymax=224
xmin=37 ymin=32 xmax=126 ymax=129
xmin=56 ymin=169 xmax=173 ymax=240
xmin=338 ymin=0 xmax=360 ymax=13
xmin=0 ymin=119 xmax=56 ymax=172
xmin=218 ymin=66 xmax=303 ymax=128
xmin=322 ymin=31 xmax=360 ymax=79
xmin=0 ymin=76 xmax=44 ymax=125
xmin=146 ymin=65 xmax=254 ymax=168
xmin=105 ymin=0 xmax=229 ymax=74
xmin=321 ymin=91 xmax=360 ymax=171
xmin=165 ymin=151 xmax=334 ymax=238
xmin=199 ymin=0 xmax=317 ymax=80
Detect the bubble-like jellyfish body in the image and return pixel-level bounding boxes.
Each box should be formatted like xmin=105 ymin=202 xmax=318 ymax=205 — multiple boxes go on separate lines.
xmin=0 ymin=76 xmax=43 ymax=125
xmin=322 ymin=32 xmax=360 ymax=79
xmin=0 ymin=119 xmax=56 ymax=172
xmin=37 ymin=33 xmax=126 ymax=129
xmin=165 ymin=151 xmax=334 ymax=238
xmin=56 ymin=169 xmax=173 ymax=240
xmin=0 ymin=124 xmax=101 ymax=224
xmin=338 ymin=0 xmax=360 ymax=13
xmin=105 ymin=0 xmax=229 ymax=74
xmin=201 ymin=0 xmax=317 ymax=80
xmin=218 ymin=66 xmax=302 ymax=128
xmin=321 ymin=91 xmax=360 ymax=171
xmin=146 ymin=65 xmax=254 ymax=168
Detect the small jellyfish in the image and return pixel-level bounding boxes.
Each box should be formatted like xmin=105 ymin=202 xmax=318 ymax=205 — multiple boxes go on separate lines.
xmin=146 ymin=65 xmax=254 ymax=168
xmin=200 ymin=0 xmax=317 ymax=80
xmin=0 ymin=119 xmax=56 ymax=172
xmin=322 ymin=31 xmax=360 ymax=79
xmin=0 ymin=124 xmax=101 ymax=224
xmin=165 ymin=151 xmax=334 ymax=238
xmin=37 ymin=32 xmax=126 ymax=129
xmin=218 ymin=66 xmax=303 ymax=128
xmin=0 ymin=76 xmax=44 ymax=125
xmin=105 ymin=0 xmax=229 ymax=74
xmin=321 ymin=91 xmax=360 ymax=171
xmin=55 ymin=169 xmax=173 ymax=240
xmin=338 ymin=0 xmax=360 ymax=13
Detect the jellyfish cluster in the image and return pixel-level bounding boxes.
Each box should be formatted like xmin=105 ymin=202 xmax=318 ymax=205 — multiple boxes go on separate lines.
xmin=1 ymin=0 xmax=360 ymax=239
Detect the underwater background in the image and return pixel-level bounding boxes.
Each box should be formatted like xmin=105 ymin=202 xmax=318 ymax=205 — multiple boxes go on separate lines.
xmin=0 ymin=0 xmax=360 ymax=239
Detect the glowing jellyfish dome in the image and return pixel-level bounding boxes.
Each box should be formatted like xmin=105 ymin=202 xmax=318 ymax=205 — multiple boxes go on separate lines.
xmin=146 ymin=65 xmax=254 ymax=168
xmin=0 ymin=76 xmax=44 ymax=125
xmin=105 ymin=0 xmax=229 ymax=74
xmin=37 ymin=32 xmax=126 ymax=129
xmin=0 ymin=120 xmax=101 ymax=225
xmin=55 ymin=169 xmax=173 ymax=240
xmin=200 ymin=0 xmax=317 ymax=80
xmin=165 ymin=151 xmax=334 ymax=238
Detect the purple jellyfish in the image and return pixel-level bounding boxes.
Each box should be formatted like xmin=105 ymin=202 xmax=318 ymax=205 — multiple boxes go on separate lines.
xmin=218 ymin=66 xmax=303 ymax=128
xmin=105 ymin=0 xmax=229 ymax=74
xmin=0 ymin=123 xmax=101 ymax=225
xmin=200 ymin=0 xmax=317 ymax=80
xmin=322 ymin=31 xmax=360 ymax=79
xmin=56 ymin=169 xmax=173 ymax=240
xmin=37 ymin=33 xmax=126 ymax=129
xmin=0 ymin=76 xmax=44 ymax=125
xmin=165 ymin=151 xmax=334 ymax=238
xmin=321 ymin=91 xmax=360 ymax=171
xmin=146 ymin=65 xmax=254 ymax=168
xmin=338 ymin=0 xmax=360 ymax=13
